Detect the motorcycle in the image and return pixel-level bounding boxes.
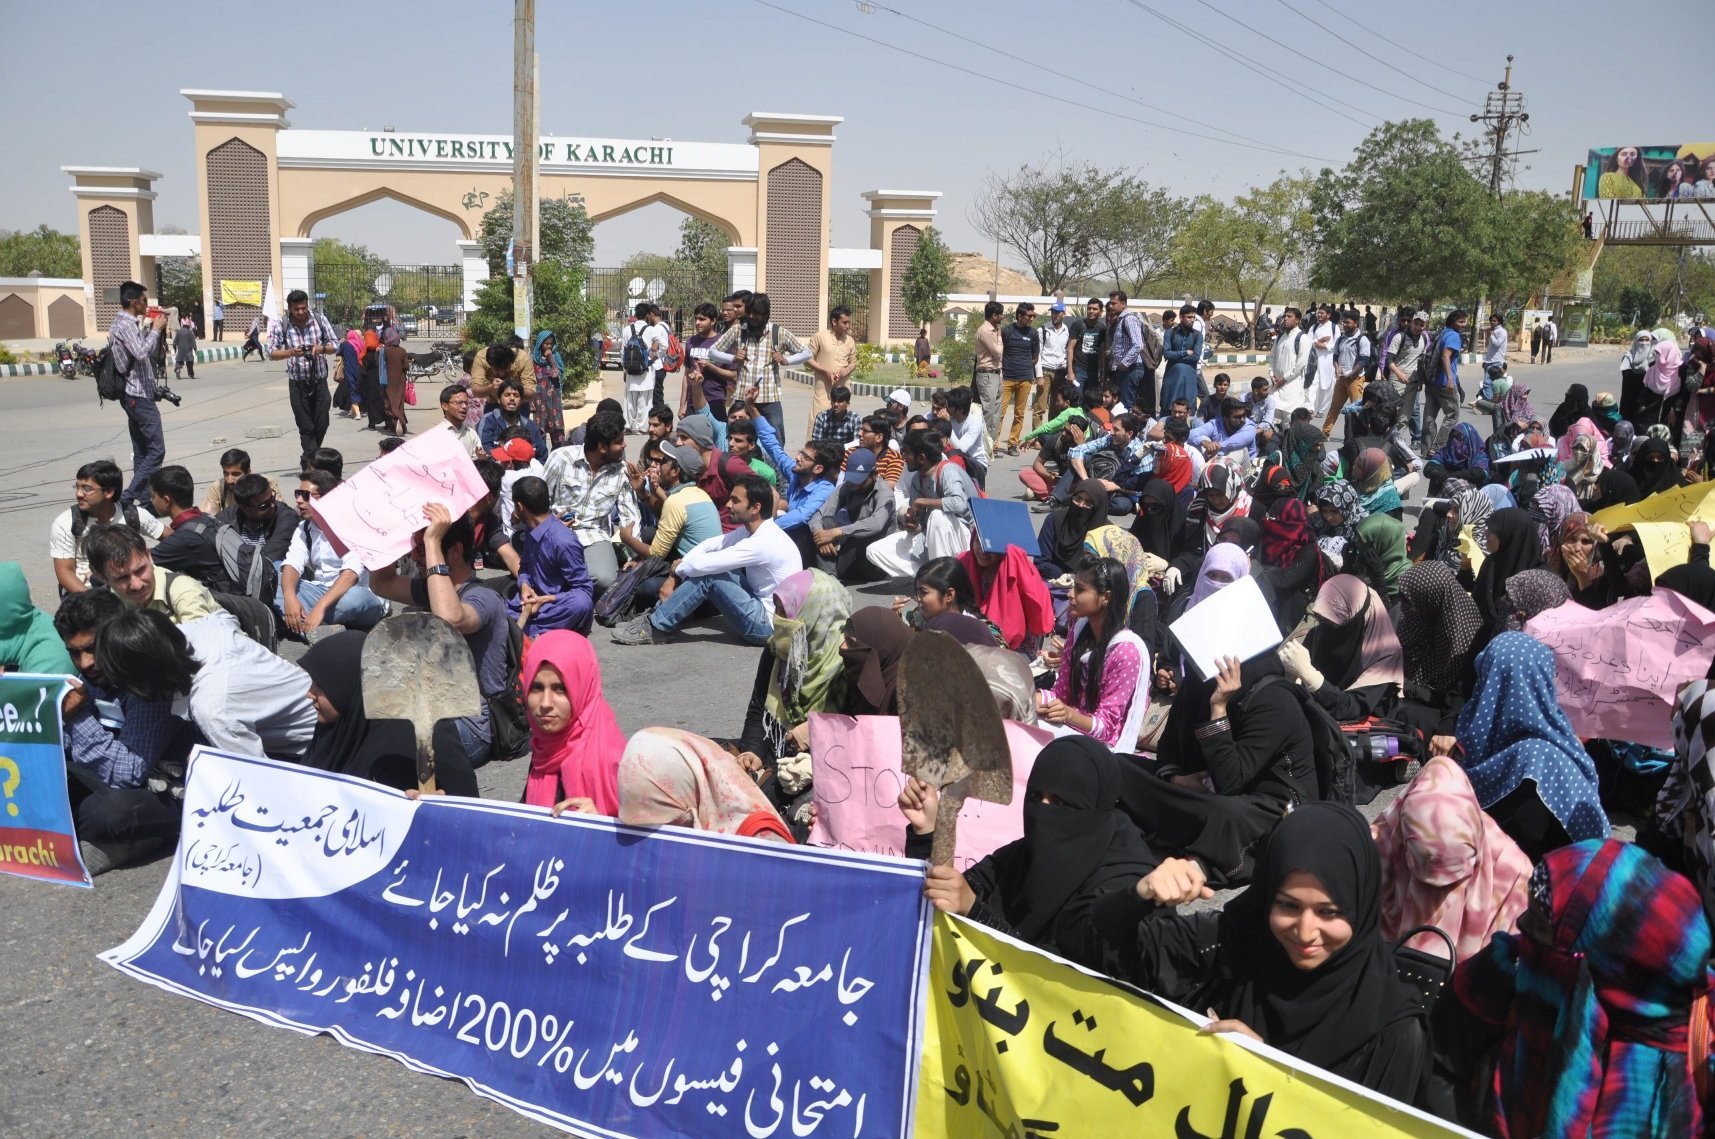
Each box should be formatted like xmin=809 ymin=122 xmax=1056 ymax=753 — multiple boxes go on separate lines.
xmin=54 ymin=342 xmax=77 ymax=380
xmin=74 ymin=342 xmax=101 ymax=378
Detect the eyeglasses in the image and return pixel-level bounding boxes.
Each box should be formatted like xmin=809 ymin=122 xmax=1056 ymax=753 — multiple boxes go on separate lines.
xmin=294 ymin=490 xmax=315 ymax=501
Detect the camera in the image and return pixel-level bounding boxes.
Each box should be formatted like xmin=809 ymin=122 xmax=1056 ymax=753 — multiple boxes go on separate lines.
xmin=154 ymin=385 xmax=183 ymax=407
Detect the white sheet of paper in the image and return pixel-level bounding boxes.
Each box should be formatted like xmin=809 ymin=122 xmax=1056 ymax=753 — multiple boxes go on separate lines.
xmin=1168 ymin=573 xmax=1284 ymax=681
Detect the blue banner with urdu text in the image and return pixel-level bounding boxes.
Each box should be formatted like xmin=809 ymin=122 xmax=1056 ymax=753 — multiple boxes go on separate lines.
xmin=103 ymin=748 xmax=930 ymax=1137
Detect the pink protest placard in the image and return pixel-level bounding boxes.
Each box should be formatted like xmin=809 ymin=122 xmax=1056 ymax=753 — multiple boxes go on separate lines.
xmin=1525 ymin=590 xmax=1715 ymax=749
xmin=308 ymin=424 xmax=488 ymax=571
xmin=806 ymin=713 xmax=1054 ymax=872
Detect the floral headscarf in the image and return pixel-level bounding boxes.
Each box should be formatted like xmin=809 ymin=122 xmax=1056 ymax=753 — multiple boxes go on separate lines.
xmin=1527 ymin=483 xmax=1581 ymax=556
xmin=1311 ymin=480 xmax=1366 ymax=569
xmin=1496 ymin=381 xmax=1536 ymax=428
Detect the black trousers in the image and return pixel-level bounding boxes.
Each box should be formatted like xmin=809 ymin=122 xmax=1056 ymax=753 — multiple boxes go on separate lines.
xmin=290 ymin=378 xmax=331 ymax=467
xmin=213 ymin=319 xmax=224 ymax=341
xmin=66 ymin=763 xmax=181 ymax=846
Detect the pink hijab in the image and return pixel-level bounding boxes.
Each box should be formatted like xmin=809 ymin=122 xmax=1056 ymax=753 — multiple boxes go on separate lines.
xmin=1554 ymin=417 xmax=1609 ymax=469
xmin=345 ymin=328 xmax=365 ymax=361
xmin=521 ymin=631 xmax=624 ymax=813
xmin=1371 ymin=756 xmax=1532 ymax=963
xmin=1645 ymin=339 xmax=1683 ymax=397
xmin=618 ymin=727 xmax=785 ymax=837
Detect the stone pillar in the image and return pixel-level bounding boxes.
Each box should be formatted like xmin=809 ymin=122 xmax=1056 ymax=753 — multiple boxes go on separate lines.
xmin=743 ymin=113 xmax=840 ymax=338
xmin=280 ymin=236 xmax=313 ymax=305
xmin=726 ymin=247 xmax=758 ymax=293
xmin=62 ymin=167 xmax=161 ymax=337
xmin=183 ymin=89 xmax=292 ymax=336
xmin=455 ymin=240 xmax=488 ymax=313
xmin=862 ymin=190 xmax=942 ymax=347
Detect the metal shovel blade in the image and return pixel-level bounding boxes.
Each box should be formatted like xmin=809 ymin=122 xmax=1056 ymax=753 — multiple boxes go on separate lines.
xmin=360 ymin=612 xmax=483 ymax=793
xmin=899 ymin=630 xmax=1013 ymax=866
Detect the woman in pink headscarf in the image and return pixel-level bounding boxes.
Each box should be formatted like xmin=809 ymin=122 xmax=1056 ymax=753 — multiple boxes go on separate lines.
xmin=617 ymin=727 xmax=792 ymax=842
xmin=1371 ymin=756 xmax=1532 ymax=963
xmin=524 ymin=631 xmax=624 ymax=814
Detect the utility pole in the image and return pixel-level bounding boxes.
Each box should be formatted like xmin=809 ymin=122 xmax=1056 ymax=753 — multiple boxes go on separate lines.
xmin=1469 ymin=56 xmax=1534 ymax=200
xmin=511 ymin=0 xmax=536 ymax=339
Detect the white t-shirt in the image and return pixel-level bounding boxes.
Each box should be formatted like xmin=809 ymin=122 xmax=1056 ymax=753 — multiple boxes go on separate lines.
xmin=49 ymin=506 xmax=165 ymax=586
xmin=676 ymin=519 xmax=802 ymax=605
xmin=284 ymin=518 xmax=369 ymax=587
xmin=498 ymin=459 xmax=546 ymax=539
xmin=623 ymin=320 xmax=670 ymax=390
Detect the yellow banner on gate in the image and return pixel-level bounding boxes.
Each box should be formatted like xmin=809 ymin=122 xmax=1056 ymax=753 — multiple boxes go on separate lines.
xmin=219 ymin=280 xmax=262 ymax=306
xmin=1590 ymin=479 xmax=1715 ymax=575
xmin=915 ymin=913 xmax=1474 ymax=1138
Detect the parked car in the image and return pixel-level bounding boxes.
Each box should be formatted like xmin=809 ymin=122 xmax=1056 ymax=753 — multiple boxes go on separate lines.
xmin=399 ymin=314 xmax=418 ymax=337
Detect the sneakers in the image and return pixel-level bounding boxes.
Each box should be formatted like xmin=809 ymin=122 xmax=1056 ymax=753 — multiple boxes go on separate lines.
xmin=79 ymin=838 xmax=163 ymax=877
xmin=611 ymin=614 xmax=668 ymax=645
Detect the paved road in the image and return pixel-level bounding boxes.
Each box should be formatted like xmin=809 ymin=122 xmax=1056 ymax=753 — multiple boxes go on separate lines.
xmin=0 ymin=347 xmax=1615 ymax=1137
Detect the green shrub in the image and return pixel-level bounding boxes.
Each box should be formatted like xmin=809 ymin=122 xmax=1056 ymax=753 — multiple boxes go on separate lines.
xmin=0 ymin=344 xmax=16 ymax=365
xmin=853 ymin=342 xmax=889 ymax=381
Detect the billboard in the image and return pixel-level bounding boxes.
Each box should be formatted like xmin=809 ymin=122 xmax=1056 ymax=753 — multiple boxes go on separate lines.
xmin=1583 ymin=143 xmax=1715 ymax=200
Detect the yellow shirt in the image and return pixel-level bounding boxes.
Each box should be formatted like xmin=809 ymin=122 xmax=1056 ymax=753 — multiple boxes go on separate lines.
xmin=149 ymin=569 xmax=221 ymax=623
xmin=1597 ymin=171 xmax=1645 ymax=199
xmin=808 ymin=329 xmax=856 ymax=384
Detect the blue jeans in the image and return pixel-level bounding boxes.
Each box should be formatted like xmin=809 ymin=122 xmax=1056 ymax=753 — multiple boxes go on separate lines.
xmin=1111 ymin=362 xmax=1146 ymax=412
xmin=276 ymin=576 xmax=391 ymax=630
xmin=649 ymin=569 xmax=772 ymax=644
xmin=121 ymin=395 xmax=165 ymax=504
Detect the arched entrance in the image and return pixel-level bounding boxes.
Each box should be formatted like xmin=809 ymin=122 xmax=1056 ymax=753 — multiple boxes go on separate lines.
xmin=181 ymin=91 xmax=836 ymax=336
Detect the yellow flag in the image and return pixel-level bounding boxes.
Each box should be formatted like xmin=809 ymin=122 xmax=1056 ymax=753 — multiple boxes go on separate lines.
xmin=915 ymin=913 xmax=1474 ymax=1137
xmin=219 ymin=280 xmax=263 ymax=306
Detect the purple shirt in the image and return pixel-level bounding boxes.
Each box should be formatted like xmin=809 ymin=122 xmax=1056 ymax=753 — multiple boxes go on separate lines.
xmin=508 ymin=516 xmax=594 ymax=635
xmin=686 ymin=332 xmax=723 ymax=404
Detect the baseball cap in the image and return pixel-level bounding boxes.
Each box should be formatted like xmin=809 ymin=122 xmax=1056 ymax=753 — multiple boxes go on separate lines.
xmin=494 ymin=437 xmax=535 ymax=465
xmin=658 ymin=439 xmax=705 ymax=479
xmin=844 ymin=448 xmax=877 ymax=484
xmin=887 ymin=388 xmax=912 ymax=409
xmin=1049 ymin=301 xmax=1066 ymax=313
xmin=676 ymin=415 xmax=715 ymax=449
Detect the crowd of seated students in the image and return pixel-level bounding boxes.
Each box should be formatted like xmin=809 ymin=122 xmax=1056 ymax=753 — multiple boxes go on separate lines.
xmin=22 ymin=310 xmax=1715 ymax=1136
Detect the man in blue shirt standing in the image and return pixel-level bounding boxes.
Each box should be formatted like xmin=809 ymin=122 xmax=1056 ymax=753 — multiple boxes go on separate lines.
xmin=508 ymin=475 xmax=594 ymax=635
xmin=1105 ymin=291 xmax=1152 ymax=414
xmin=1423 ymin=310 xmax=1467 ymax=453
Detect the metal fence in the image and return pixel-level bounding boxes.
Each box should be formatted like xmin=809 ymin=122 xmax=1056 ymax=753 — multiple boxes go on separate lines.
xmin=586 ymin=267 xmax=729 ymax=335
xmin=828 ymin=268 xmax=870 ymax=342
xmin=312 ymin=262 xmax=466 ymax=335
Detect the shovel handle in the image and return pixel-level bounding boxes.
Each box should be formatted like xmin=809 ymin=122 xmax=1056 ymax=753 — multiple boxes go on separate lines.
xmin=930 ymin=786 xmax=967 ymax=867
xmin=417 ymin=743 xmax=438 ymax=796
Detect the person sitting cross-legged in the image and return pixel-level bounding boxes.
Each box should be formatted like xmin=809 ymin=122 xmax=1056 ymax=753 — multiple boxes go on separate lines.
xmin=612 ymin=475 xmax=801 ymax=647
xmin=277 ymin=467 xmax=390 ymax=637
xmin=808 ymin=447 xmax=897 ymax=583
xmin=507 ymin=475 xmax=594 ymax=636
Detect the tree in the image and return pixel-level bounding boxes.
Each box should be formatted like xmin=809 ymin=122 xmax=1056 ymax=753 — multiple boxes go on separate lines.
xmin=0 ymin=224 xmax=81 ymax=278
xmin=1091 ymin=180 xmax=1191 ymax=296
xmin=1594 ymin=246 xmax=1715 ymax=325
xmin=312 ymin=237 xmax=392 ymax=327
xmin=1171 ymin=174 xmax=1314 ymax=330
xmin=969 ymin=157 xmax=1108 ymax=293
xmin=1483 ymin=190 xmax=1585 ymax=312
xmin=464 ymin=260 xmax=604 ymax=394
xmin=674 ymin=217 xmax=731 ymax=288
xmin=1309 ymin=119 xmax=1498 ymax=307
xmin=479 ymin=190 xmax=594 ymax=274
xmin=901 ymin=225 xmax=955 ymax=333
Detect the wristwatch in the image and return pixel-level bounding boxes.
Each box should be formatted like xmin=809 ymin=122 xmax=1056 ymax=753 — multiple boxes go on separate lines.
xmin=426 ymin=564 xmax=451 ymax=578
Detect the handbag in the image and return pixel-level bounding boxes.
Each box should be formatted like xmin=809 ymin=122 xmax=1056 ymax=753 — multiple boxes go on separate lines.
xmin=1392 ymin=924 xmax=1457 ymax=1015
xmin=404 ymin=378 xmax=418 ymax=406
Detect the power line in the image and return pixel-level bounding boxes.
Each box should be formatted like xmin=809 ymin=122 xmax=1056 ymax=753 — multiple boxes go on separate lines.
xmin=1268 ymin=0 xmax=1477 ymax=107
xmin=1117 ymin=0 xmax=1376 ymax=128
xmin=865 ymin=2 xmax=1323 ymax=162
xmin=1300 ymin=0 xmax=1492 ymax=84
xmin=747 ymin=0 xmax=1338 ymax=163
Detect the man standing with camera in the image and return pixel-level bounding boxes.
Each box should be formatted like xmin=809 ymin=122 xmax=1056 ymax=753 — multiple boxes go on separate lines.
xmin=269 ymin=289 xmax=339 ymax=469
xmin=110 ymin=281 xmax=169 ymax=508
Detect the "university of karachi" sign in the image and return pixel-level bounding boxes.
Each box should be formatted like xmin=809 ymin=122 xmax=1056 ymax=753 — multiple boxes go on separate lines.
xmin=366 ymin=136 xmax=675 ymax=166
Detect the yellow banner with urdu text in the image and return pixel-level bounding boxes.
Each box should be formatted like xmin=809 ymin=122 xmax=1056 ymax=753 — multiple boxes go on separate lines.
xmin=219 ymin=280 xmax=262 ymax=306
xmin=915 ymin=913 xmax=1475 ymax=1138
xmin=1590 ymin=479 xmax=1715 ymax=576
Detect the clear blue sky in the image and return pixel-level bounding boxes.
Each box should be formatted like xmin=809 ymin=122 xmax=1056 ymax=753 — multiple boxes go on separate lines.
xmin=4 ymin=0 xmax=1705 ymax=272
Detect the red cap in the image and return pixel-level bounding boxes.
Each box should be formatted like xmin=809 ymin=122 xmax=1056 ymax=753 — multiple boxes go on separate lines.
xmin=495 ymin=437 xmax=536 ymax=465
